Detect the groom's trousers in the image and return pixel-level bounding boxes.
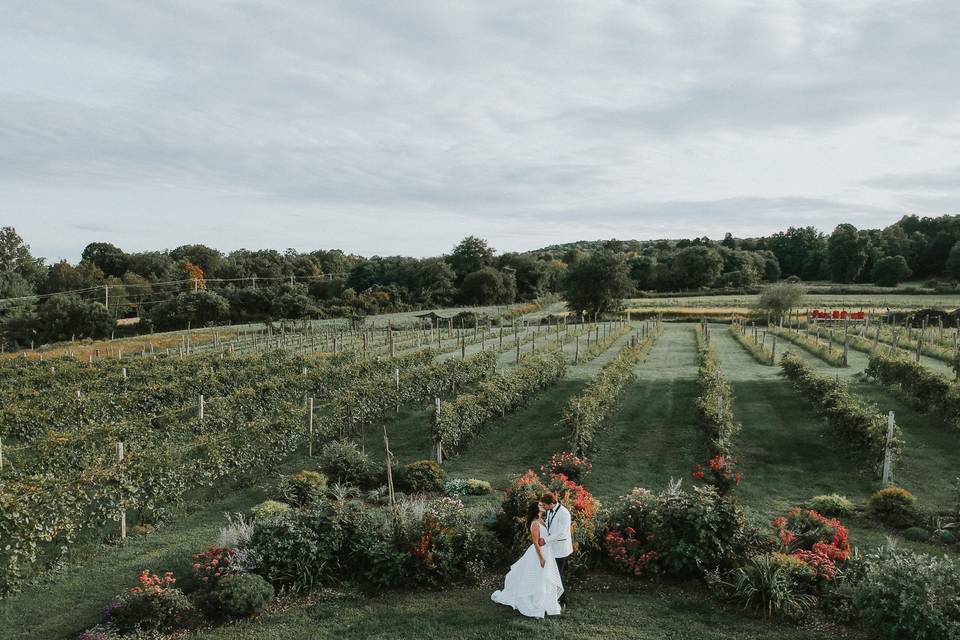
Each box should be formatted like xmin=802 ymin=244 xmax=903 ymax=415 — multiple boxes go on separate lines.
xmin=555 ymin=556 xmax=569 ymax=605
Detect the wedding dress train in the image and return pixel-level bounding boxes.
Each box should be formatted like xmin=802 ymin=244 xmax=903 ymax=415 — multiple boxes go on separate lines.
xmin=491 ymin=521 xmax=563 ymax=618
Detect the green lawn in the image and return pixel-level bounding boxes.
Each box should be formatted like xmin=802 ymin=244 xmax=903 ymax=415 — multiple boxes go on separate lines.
xmin=179 ymin=586 xmax=849 ymax=640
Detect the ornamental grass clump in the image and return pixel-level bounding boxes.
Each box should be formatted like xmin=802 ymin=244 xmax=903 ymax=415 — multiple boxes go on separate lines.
xmin=726 ymin=553 xmax=816 ymax=622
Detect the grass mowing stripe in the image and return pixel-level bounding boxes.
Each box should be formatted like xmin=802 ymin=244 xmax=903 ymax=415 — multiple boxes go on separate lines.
xmin=585 ymin=324 xmax=700 ymax=500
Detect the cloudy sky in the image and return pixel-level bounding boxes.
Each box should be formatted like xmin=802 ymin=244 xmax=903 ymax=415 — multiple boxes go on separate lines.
xmin=3 ymin=1 xmax=959 ymax=262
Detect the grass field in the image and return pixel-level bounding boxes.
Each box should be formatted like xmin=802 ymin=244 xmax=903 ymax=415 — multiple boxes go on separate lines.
xmin=3 ymin=318 xmax=958 ymax=640
xmin=627 ymin=291 xmax=960 ymax=312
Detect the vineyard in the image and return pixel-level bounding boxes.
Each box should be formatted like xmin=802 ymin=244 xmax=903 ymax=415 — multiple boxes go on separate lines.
xmin=2 ymin=307 xmax=960 ymax=640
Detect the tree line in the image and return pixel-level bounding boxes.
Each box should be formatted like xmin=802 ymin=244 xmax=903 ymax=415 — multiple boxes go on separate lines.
xmin=3 ymin=213 xmax=960 ymax=348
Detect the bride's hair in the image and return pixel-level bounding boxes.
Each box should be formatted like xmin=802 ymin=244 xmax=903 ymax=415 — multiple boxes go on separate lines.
xmin=525 ymin=501 xmax=542 ymax=529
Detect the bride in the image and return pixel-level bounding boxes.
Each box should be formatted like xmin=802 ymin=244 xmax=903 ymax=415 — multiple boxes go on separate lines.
xmin=491 ymin=501 xmax=564 ymax=618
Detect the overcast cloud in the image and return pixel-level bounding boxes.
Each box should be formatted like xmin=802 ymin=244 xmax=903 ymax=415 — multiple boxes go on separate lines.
xmin=2 ymin=0 xmax=959 ymax=262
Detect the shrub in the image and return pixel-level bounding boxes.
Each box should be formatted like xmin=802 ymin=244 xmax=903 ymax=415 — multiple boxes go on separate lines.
xmin=243 ymin=502 xmax=350 ymax=591
xmin=191 ymin=547 xmax=238 ymax=589
xmin=278 ymin=470 xmax=328 ymax=508
xmin=903 ymin=527 xmax=930 ymax=542
xmin=204 ymin=573 xmax=274 ymax=619
xmin=443 ymin=478 xmax=469 ymax=497
xmin=249 ymin=500 xmax=290 ymax=520
xmin=377 ymin=495 xmax=496 ymax=589
xmin=852 ymin=546 xmax=960 ymax=640
xmin=111 ymin=570 xmax=196 ymax=633
xmin=808 ymin=494 xmax=855 ymax=517
xmin=317 ymin=440 xmax=375 ymax=487
xmin=772 ymin=508 xmax=851 ymax=583
xmin=867 ymin=487 xmax=923 ymax=529
xmin=544 ymin=452 xmax=593 ymax=484
xmin=604 ymin=482 xmax=757 ymax=580
xmin=405 ymin=460 xmax=445 ymax=492
xmin=433 ymin=476 xmax=487 ymax=498
xmin=939 ymin=530 xmax=958 ymax=546
xmin=465 ymin=479 xmax=492 ymax=495
xmin=726 ymin=553 xmax=816 ymax=622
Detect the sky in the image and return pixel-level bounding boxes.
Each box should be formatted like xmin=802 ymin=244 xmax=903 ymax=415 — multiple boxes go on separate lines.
xmin=2 ymin=1 xmax=960 ymax=263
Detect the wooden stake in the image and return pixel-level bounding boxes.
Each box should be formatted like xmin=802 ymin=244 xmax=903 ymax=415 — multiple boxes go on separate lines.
xmin=434 ymin=397 xmax=443 ymax=465
xmin=881 ymin=411 xmax=895 ymax=484
xmin=308 ymin=398 xmax=314 ymax=457
xmin=117 ymin=442 xmax=126 ymax=541
xmin=384 ymin=424 xmax=395 ymax=508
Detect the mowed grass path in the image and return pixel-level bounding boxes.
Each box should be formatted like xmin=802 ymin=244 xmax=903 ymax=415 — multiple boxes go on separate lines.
xmin=586 ymin=324 xmax=701 ymax=500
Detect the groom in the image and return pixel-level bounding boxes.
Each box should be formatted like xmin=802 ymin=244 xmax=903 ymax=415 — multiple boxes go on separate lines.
xmin=538 ymin=492 xmax=572 ymax=607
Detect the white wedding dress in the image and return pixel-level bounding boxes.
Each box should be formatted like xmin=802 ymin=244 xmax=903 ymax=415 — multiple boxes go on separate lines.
xmin=491 ymin=519 xmax=564 ymax=618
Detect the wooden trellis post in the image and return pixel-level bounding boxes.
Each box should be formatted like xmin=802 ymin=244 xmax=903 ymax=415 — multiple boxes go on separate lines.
xmin=843 ymin=323 xmax=849 ymax=366
xmin=384 ymin=424 xmax=396 ymax=508
xmin=308 ymin=397 xmax=315 ymax=457
xmin=881 ymin=411 xmax=895 ymax=484
xmin=434 ymin=397 xmax=443 ymax=465
xmin=117 ymin=442 xmax=126 ymax=541
xmin=198 ymin=395 xmax=204 ymax=421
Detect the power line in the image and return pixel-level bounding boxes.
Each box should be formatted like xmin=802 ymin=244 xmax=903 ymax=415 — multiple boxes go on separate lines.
xmin=0 ymin=274 xmax=343 ymax=306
